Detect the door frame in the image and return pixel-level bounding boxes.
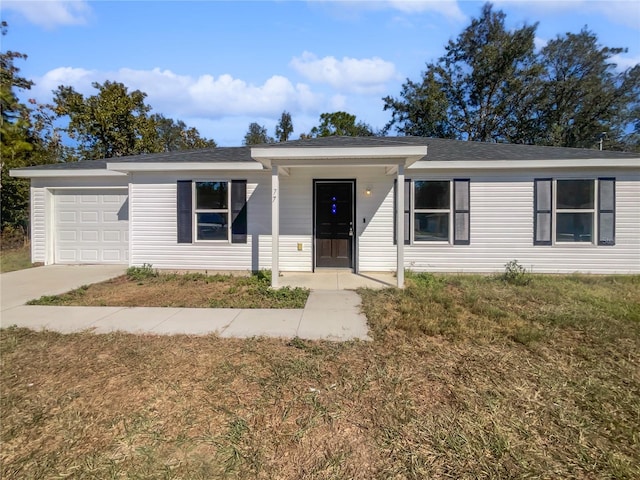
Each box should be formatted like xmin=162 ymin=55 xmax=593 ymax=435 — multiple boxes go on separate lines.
xmin=312 ymin=179 xmax=356 ymax=271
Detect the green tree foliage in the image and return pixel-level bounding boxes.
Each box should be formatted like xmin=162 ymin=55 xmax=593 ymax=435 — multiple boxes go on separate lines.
xmin=383 ymin=3 xmax=540 ymax=143
xmin=0 ymin=22 xmax=45 ymax=230
xmin=52 ymin=81 xmax=216 ymax=159
xmin=243 ymin=122 xmax=274 ymax=145
xmin=53 ymin=81 xmax=157 ymax=159
xmin=275 ymin=111 xmax=293 ymax=142
xmin=383 ymin=3 xmax=639 ymax=150
xmin=150 ymin=114 xmax=216 ymax=151
xmin=537 ymin=28 xmax=639 ymax=150
xmin=307 ymin=111 xmax=375 ymax=137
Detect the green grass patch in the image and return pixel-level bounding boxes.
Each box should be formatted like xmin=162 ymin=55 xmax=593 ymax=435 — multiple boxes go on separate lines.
xmin=359 ymin=272 xmax=640 ymax=345
xmin=0 ymin=246 xmax=37 ymax=273
xmin=26 ymin=270 xmax=309 ymax=309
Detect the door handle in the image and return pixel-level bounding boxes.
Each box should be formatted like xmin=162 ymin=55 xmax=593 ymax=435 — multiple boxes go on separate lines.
xmin=348 ymin=222 xmax=353 ymax=236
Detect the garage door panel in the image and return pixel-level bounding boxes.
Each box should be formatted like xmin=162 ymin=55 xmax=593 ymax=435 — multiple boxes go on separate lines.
xmin=58 ymin=212 xmax=77 ymax=223
xmin=58 ymin=230 xmax=77 ymax=241
xmin=80 ymin=230 xmax=99 ymax=242
xmin=55 ymin=189 xmax=128 ymax=265
xmin=80 ymin=211 xmax=99 ymax=223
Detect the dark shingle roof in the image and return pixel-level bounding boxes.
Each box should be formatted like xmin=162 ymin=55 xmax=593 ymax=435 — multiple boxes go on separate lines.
xmin=11 ymin=136 xmax=639 ymax=172
xmin=264 ymin=136 xmax=639 ymax=160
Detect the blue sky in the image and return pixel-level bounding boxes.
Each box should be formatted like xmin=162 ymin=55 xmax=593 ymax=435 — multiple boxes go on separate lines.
xmin=3 ymin=0 xmax=639 ymax=146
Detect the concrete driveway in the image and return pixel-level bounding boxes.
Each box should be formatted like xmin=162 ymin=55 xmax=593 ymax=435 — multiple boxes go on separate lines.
xmin=1 ymin=265 xmax=126 ymax=311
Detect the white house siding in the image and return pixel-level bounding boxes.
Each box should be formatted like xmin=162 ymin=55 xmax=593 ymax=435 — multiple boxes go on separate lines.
xmin=129 ymin=171 xmax=272 ymax=271
xmin=30 ymin=186 xmax=46 ymax=263
xmin=30 ymin=177 xmax=129 ymax=265
xmin=402 ymin=169 xmax=640 ymax=274
xmin=278 ymin=166 xmax=396 ymax=272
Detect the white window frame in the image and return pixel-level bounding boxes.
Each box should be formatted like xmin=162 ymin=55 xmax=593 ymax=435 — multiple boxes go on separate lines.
xmin=193 ymin=180 xmax=231 ymax=243
xmin=412 ymin=179 xmax=453 ymax=244
xmin=553 ymin=178 xmax=597 ymax=245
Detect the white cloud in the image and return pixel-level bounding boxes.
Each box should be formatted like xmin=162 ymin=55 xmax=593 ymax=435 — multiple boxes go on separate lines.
xmin=319 ymin=0 xmax=467 ymax=22
xmin=34 ymin=66 xmax=323 ymax=119
xmin=492 ymin=0 xmax=640 ymax=30
xmin=611 ymin=53 xmax=640 ymax=70
xmin=3 ymin=0 xmax=92 ymax=28
xmin=290 ymin=51 xmax=398 ymax=93
xmin=386 ymin=0 xmax=466 ymax=21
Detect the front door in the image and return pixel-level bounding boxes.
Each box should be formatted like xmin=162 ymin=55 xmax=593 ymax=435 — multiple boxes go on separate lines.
xmin=314 ymin=180 xmax=354 ymax=269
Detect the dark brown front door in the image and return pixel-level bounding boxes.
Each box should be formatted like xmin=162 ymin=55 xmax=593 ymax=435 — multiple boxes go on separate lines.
xmin=314 ymin=181 xmax=354 ymax=268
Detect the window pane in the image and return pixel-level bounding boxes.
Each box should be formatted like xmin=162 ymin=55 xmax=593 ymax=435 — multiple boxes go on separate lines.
xmin=556 ymin=212 xmax=593 ymax=242
xmin=196 ymin=182 xmax=228 ymax=209
xmin=415 ymin=181 xmax=450 ymax=209
xmin=197 ymin=213 xmax=228 ymax=240
xmin=415 ymin=213 xmax=449 ymax=241
xmin=557 ymin=180 xmax=594 ymax=209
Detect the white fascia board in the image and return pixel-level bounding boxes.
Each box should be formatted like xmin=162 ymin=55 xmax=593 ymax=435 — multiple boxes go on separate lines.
xmin=409 ymin=158 xmax=640 ymax=170
xmin=106 ymin=162 xmax=264 ymax=172
xmin=10 ymin=168 xmax=126 ymax=178
xmin=251 ymin=146 xmax=428 ymax=168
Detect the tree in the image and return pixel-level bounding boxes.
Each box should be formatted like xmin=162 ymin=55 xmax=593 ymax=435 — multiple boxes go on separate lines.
xmin=275 ymin=111 xmax=293 ymax=142
xmin=537 ymin=28 xmax=639 ymax=149
xmin=307 ymin=111 xmax=375 ymax=137
xmin=53 ymin=81 xmax=157 ymax=159
xmin=243 ymin=122 xmax=274 ymax=145
xmin=0 ymin=22 xmax=40 ymax=230
xmin=150 ymin=114 xmax=216 ymax=151
xmin=383 ymin=3 xmax=541 ymax=143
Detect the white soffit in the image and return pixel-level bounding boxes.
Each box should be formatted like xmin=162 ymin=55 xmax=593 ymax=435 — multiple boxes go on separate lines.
xmin=106 ymin=162 xmax=264 ymax=172
xmin=10 ymin=169 xmax=126 ymax=178
xmin=251 ymin=146 xmax=428 ymax=168
xmin=409 ymin=158 xmax=640 ymax=170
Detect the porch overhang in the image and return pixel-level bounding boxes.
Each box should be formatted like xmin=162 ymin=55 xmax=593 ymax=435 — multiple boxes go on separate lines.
xmin=251 ymin=146 xmax=428 ymax=172
xmin=252 ymin=146 xmax=425 ymax=289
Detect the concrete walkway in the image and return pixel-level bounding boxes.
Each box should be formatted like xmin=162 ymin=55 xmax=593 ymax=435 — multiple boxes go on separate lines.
xmin=0 ymin=266 xmax=378 ymax=341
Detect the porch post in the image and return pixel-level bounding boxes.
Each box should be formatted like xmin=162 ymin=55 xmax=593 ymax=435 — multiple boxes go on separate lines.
xmin=396 ymin=164 xmax=405 ymax=288
xmin=271 ymin=165 xmax=280 ymax=288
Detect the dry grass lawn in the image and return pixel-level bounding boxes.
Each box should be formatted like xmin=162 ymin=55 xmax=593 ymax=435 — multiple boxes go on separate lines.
xmin=2 ymin=272 xmax=639 ymax=479
xmin=27 ymin=267 xmax=309 ymax=309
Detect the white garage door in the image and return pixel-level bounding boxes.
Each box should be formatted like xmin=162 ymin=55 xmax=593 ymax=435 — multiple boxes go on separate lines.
xmin=55 ymin=189 xmax=129 ymax=264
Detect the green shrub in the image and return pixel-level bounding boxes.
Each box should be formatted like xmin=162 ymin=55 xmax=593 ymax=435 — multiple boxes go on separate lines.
xmin=126 ymin=263 xmax=157 ymax=281
xmin=501 ymin=260 xmax=531 ymax=286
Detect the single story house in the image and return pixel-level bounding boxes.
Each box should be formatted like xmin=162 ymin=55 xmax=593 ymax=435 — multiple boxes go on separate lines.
xmin=10 ymin=136 xmax=640 ymax=287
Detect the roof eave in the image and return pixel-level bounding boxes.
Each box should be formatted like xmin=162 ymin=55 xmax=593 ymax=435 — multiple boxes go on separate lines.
xmin=251 ymin=146 xmax=428 ymax=169
xmin=9 ymin=168 xmax=126 ymax=178
xmin=106 ymin=162 xmax=264 ymax=172
xmin=410 ymin=158 xmax=640 ymax=169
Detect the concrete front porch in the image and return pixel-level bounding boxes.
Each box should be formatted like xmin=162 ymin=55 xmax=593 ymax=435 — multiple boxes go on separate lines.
xmin=278 ymin=271 xmax=396 ymax=290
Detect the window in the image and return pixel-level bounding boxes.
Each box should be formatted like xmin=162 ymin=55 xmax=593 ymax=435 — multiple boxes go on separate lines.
xmin=195 ymin=181 xmax=229 ymax=241
xmin=395 ymin=179 xmax=470 ymax=245
xmin=177 ymin=180 xmax=247 ymax=244
xmin=414 ymin=180 xmax=450 ymax=241
xmin=534 ymin=178 xmax=615 ymax=246
xmin=556 ymin=180 xmax=594 ymax=242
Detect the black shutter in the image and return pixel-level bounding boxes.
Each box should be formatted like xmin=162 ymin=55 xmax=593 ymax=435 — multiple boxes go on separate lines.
xmin=598 ymin=178 xmax=615 ymax=246
xmin=534 ymin=178 xmax=552 ymax=245
xmin=393 ymin=178 xmax=411 ymax=245
xmin=177 ymin=180 xmax=192 ymax=244
xmin=231 ymin=180 xmax=247 ymax=243
xmin=453 ymin=179 xmax=470 ymax=245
